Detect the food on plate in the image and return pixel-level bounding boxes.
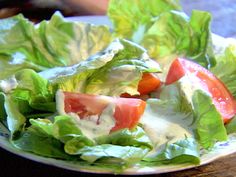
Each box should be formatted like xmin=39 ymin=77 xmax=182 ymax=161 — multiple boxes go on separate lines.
xmin=166 ymin=58 xmax=236 ymax=123
xmin=121 ymin=73 xmax=162 ymax=97
xmin=58 ymin=91 xmax=146 ymax=132
xmin=0 ymin=0 xmax=236 ymax=174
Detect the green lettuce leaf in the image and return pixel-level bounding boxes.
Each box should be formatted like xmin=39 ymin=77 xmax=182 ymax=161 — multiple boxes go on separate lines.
xmin=164 ymin=81 xmax=227 ymax=149
xmin=13 ymin=125 xmax=72 ymax=159
xmin=84 ymin=39 xmax=161 ymax=96
xmin=74 ymin=144 xmax=150 ymax=164
xmin=0 ymin=69 xmax=55 ymax=116
xmin=225 ymin=115 xmax=236 ymax=134
xmin=9 ymin=69 xmax=55 ymax=112
xmin=139 ymin=98 xmax=199 ymax=165
xmin=142 ymin=10 xmax=214 ymax=68
xmin=108 ymin=0 xmax=181 ymax=43
xmin=95 ymin=126 xmax=153 ymax=149
xmin=22 ymin=115 xmax=151 ymax=167
xmin=0 ymin=69 xmax=56 ymax=137
xmin=36 ymin=12 xmax=112 ymax=67
xmin=30 ymin=115 xmax=92 ymax=143
xmin=143 ymin=138 xmax=200 ymax=165
xmin=108 ymin=0 xmax=214 ymax=68
xmin=40 ymin=39 xmax=161 ymax=96
xmin=210 ymin=41 xmax=236 ymax=97
xmin=0 ymin=12 xmax=112 ymax=74
xmin=3 ymin=93 xmax=26 ymax=137
xmin=0 ymin=92 xmax=6 ymax=122
xmin=192 ymin=90 xmax=227 ymax=148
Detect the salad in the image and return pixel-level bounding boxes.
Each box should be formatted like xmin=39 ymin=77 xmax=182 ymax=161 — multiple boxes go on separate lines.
xmin=0 ymin=0 xmax=236 ymax=174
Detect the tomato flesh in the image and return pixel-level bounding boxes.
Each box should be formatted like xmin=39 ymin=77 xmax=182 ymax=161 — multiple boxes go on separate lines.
xmin=62 ymin=92 xmax=146 ymax=131
xmin=112 ymin=98 xmax=146 ymax=131
xmin=121 ymin=73 xmax=161 ymax=97
xmin=166 ymin=58 xmax=236 ymax=123
xmin=63 ymin=92 xmax=110 ymax=118
xmin=138 ymin=73 xmax=161 ymax=95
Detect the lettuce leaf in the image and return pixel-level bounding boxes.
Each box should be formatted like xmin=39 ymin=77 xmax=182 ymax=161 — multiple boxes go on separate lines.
xmin=143 ymin=138 xmax=200 ymax=165
xmin=84 ymin=39 xmax=161 ymax=96
xmin=225 ymin=115 xmax=236 ymax=134
xmin=40 ymin=39 xmax=161 ymax=96
xmin=0 ymin=69 xmax=56 ymax=137
xmin=108 ymin=0 xmax=181 ymax=42
xmin=17 ymin=115 xmax=151 ymax=168
xmin=192 ymin=90 xmax=227 ymax=148
xmin=13 ymin=125 xmax=72 ymax=159
xmin=3 ymin=93 xmax=26 ymax=137
xmin=141 ymin=10 xmax=214 ymax=68
xmin=139 ymin=98 xmax=199 ymax=165
xmin=161 ymin=81 xmax=227 ymax=149
xmin=108 ymin=0 xmax=215 ymax=68
xmin=210 ymin=41 xmax=236 ymax=97
xmin=76 ymin=144 xmax=150 ymax=164
xmin=95 ymin=127 xmax=153 ymax=149
xmin=0 ymin=12 xmax=112 ymax=74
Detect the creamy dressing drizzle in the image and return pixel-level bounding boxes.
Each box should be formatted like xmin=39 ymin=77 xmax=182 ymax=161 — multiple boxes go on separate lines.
xmin=56 ymin=90 xmax=115 ymax=140
xmin=179 ymin=74 xmax=211 ymax=107
xmin=0 ymin=76 xmax=18 ymax=93
xmin=140 ymin=102 xmax=193 ymax=153
xmin=70 ymin=103 xmax=115 ymax=140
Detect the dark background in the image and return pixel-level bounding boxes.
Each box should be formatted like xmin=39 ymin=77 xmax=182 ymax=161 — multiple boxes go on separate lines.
xmin=0 ymin=1 xmax=235 ymax=177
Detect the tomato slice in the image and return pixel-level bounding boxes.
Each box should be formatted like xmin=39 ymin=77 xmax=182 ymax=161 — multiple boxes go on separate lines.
xmin=121 ymin=73 xmax=161 ymax=97
xmin=166 ymin=58 xmax=236 ymax=123
xmin=138 ymin=73 xmax=161 ymax=95
xmin=60 ymin=91 xmax=146 ymax=132
xmin=112 ymin=97 xmax=146 ymax=131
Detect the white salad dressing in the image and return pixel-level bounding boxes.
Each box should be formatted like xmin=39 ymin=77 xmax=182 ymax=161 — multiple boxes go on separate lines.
xmin=179 ymin=74 xmax=210 ymax=107
xmin=56 ymin=90 xmax=66 ymax=115
xmin=56 ymin=90 xmax=115 ymax=140
xmin=69 ymin=103 xmax=115 ymax=140
xmin=0 ymin=76 xmax=18 ymax=93
xmin=140 ymin=102 xmax=193 ymax=151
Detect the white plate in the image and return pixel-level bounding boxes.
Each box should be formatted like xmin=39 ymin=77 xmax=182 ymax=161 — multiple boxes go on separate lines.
xmin=1 ymin=132 xmax=236 ymax=175
xmin=1 ymin=16 xmax=236 ymax=175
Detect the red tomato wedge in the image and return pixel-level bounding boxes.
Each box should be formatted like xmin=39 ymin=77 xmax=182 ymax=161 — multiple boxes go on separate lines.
xmin=121 ymin=73 xmax=161 ymax=97
xmin=138 ymin=73 xmax=161 ymax=95
xmin=58 ymin=91 xmax=146 ymax=132
xmin=166 ymin=58 xmax=236 ymax=123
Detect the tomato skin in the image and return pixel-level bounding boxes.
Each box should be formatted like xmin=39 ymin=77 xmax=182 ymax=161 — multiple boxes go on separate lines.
xmin=112 ymin=98 xmax=146 ymax=131
xmin=63 ymin=92 xmax=110 ymax=118
xmin=121 ymin=73 xmax=161 ymax=97
xmin=166 ymin=58 xmax=236 ymax=123
xmin=62 ymin=92 xmax=146 ymax=131
xmin=138 ymin=73 xmax=161 ymax=95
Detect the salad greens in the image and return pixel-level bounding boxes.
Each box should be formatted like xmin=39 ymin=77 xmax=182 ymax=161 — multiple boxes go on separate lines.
xmin=211 ymin=41 xmax=236 ymax=97
xmin=0 ymin=0 xmax=236 ymax=174
xmin=39 ymin=38 xmax=161 ymax=95
xmin=108 ymin=0 xmax=215 ymax=68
